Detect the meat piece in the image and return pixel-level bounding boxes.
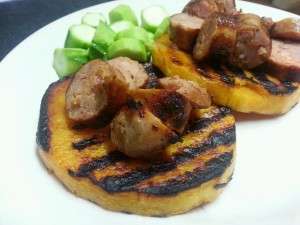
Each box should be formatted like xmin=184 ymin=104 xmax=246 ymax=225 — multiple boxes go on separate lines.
xmin=261 ymin=17 xmax=274 ymax=31
xmin=270 ymin=18 xmax=300 ymax=41
xmin=214 ymin=0 xmax=237 ymax=14
xmin=157 ymin=76 xmax=211 ymax=108
xmin=228 ymin=13 xmax=272 ymax=69
xmin=108 ymin=56 xmax=148 ymax=90
xmin=183 ymin=0 xmax=236 ymax=19
xmin=193 ymin=12 xmax=238 ymax=62
xmin=183 ymin=0 xmax=218 ymax=19
xmin=110 ymin=103 xmax=176 ymax=158
xmin=170 ymin=13 xmax=204 ymax=51
xmin=130 ymin=89 xmax=192 ymax=133
xmin=66 ymin=59 xmax=129 ymax=121
xmin=260 ymin=39 xmax=300 ymax=82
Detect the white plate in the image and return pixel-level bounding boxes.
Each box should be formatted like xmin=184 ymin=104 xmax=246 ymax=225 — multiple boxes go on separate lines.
xmin=0 ymin=0 xmax=299 ymax=224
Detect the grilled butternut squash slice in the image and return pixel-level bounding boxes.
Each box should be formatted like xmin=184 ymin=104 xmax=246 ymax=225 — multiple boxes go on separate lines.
xmin=152 ymin=35 xmax=300 ymax=114
xmin=36 ymin=76 xmax=236 ymax=216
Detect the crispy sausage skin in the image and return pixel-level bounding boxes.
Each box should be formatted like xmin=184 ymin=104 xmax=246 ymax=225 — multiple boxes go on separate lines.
xmin=107 ymin=56 xmax=148 ymax=90
xmin=130 ymin=89 xmax=192 ymax=133
xmin=110 ymin=103 xmax=176 ymax=158
xmin=157 ymin=76 xmax=211 ymax=108
xmin=193 ymin=12 xmax=238 ymax=62
xmin=270 ymin=18 xmax=300 ymax=41
xmin=228 ymin=13 xmax=272 ymax=69
xmin=66 ymin=59 xmax=129 ymax=122
xmin=260 ymin=39 xmax=300 ymax=82
xmin=183 ymin=0 xmax=236 ymax=19
xmin=170 ymin=13 xmax=205 ymax=51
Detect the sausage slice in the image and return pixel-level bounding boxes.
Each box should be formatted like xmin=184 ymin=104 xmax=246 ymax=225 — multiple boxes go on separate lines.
xmin=260 ymin=39 xmax=300 ymax=82
xmin=157 ymin=76 xmax=211 ymax=108
xmin=108 ymin=56 xmax=148 ymax=90
xmin=66 ymin=59 xmax=128 ymax=121
xmin=170 ymin=13 xmax=204 ymax=51
xmin=193 ymin=12 xmax=238 ymax=62
xmin=110 ymin=103 xmax=176 ymax=158
xmin=270 ymin=18 xmax=300 ymax=41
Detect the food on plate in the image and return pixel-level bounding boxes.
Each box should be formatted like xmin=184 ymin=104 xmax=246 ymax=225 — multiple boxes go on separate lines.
xmin=66 ymin=59 xmax=128 ymax=121
xmin=37 ymin=68 xmax=236 ymax=216
xmin=53 ymin=4 xmax=170 ymax=78
xmin=108 ymin=56 xmax=149 ymax=89
xmin=157 ymin=76 xmax=211 ymax=108
xmin=38 ymin=0 xmax=300 ymax=217
xmin=191 ymin=12 xmax=271 ymax=69
xmin=170 ymin=13 xmax=204 ymax=51
xmin=270 ymin=18 xmax=300 ymax=41
xmin=260 ymin=39 xmax=300 ymax=82
xmin=81 ymin=12 xmax=107 ymax=28
xmin=182 ymin=0 xmax=237 ymax=19
xmin=141 ymin=5 xmax=169 ymax=33
xmin=110 ymin=99 xmax=177 ymax=158
xmin=228 ymin=13 xmax=272 ymax=69
xmin=152 ymin=34 xmax=300 ymax=114
xmin=192 ymin=12 xmax=238 ymax=63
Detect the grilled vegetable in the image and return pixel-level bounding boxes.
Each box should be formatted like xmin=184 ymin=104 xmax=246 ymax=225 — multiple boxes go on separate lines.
xmin=152 ymin=35 xmax=300 ymax=114
xmin=37 ymin=75 xmax=236 ymax=216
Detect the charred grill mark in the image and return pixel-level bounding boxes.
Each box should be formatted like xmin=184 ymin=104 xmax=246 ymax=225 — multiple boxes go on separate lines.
xmin=175 ymin=126 xmax=235 ymax=164
xmin=68 ymin=125 xmax=235 ymax=194
xmin=72 ymin=124 xmax=87 ymax=131
xmin=36 ymin=90 xmax=51 ymax=152
xmin=91 ymin=161 xmax=176 ymax=193
xmin=143 ymin=63 xmax=164 ymax=88
xmin=213 ymin=67 xmax=234 ymax=87
xmin=140 ymin=151 xmax=233 ymax=196
xmin=185 ymin=106 xmax=232 ymax=134
xmin=251 ymin=69 xmax=298 ymax=95
xmin=36 ymin=76 xmax=72 ymax=152
xmin=72 ymin=136 xmax=102 ymax=151
xmin=228 ymin=67 xmax=258 ymax=84
xmin=152 ymin=91 xmax=190 ymax=130
xmin=193 ymin=64 xmax=212 ymax=78
xmin=68 ymin=151 xmax=127 ymax=177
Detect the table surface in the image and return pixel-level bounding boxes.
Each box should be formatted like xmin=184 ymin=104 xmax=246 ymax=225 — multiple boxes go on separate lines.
xmin=0 ymin=0 xmax=299 ymax=61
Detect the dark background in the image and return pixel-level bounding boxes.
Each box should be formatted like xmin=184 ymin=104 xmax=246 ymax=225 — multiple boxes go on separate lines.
xmin=0 ymin=0 xmax=299 ymax=61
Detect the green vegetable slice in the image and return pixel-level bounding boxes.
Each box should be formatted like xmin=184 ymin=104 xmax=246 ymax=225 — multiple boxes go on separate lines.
xmin=141 ymin=5 xmax=168 ymax=33
xmin=109 ymin=4 xmax=138 ymax=26
xmin=154 ymin=17 xmax=170 ymax=39
xmin=81 ymin=12 xmax=107 ymax=28
xmin=107 ymin=38 xmax=147 ymax=62
xmin=109 ymin=20 xmax=135 ymax=33
xmin=64 ymin=24 xmax=95 ymax=49
xmin=90 ymin=20 xmax=116 ymax=60
xmin=115 ymin=26 xmax=153 ymax=50
xmin=53 ymin=48 xmax=89 ymax=78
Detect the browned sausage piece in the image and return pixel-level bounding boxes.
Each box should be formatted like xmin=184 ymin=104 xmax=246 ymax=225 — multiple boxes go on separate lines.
xmin=260 ymin=39 xmax=300 ymax=82
xmin=261 ymin=17 xmax=274 ymax=31
xmin=193 ymin=12 xmax=238 ymax=62
xmin=270 ymin=18 xmax=300 ymax=41
xmin=130 ymin=89 xmax=192 ymax=133
xmin=228 ymin=13 xmax=272 ymax=69
xmin=110 ymin=104 xmax=176 ymax=158
xmin=182 ymin=0 xmax=218 ymax=19
xmin=170 ymin=13 xmax=204 ymax=51
xmin=214 ymin=0 xmax=237 ymax=14
xmin=66 ymin=59 xmax=128 ymax=122
xmin=183 ymin=0 xmax=236 ymax=19
xmin=107 ymin=56 xmax=148 ymax=90
xmin=157 ymin=76 xmax=211 ymax=108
